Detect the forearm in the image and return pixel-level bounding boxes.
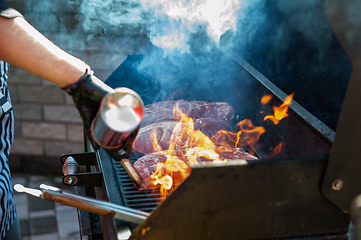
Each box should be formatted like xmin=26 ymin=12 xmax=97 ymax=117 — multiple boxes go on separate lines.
xmin=0 ymin=16 xmax=88 ymax=87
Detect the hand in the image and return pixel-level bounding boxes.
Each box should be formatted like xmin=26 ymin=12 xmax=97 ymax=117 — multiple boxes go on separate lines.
xmin=62 ymin=72 xmax=115 ymax=149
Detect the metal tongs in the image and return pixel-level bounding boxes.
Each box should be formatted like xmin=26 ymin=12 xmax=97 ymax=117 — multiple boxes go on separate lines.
xmin=14 ymin=184 xmax=149 ymax=224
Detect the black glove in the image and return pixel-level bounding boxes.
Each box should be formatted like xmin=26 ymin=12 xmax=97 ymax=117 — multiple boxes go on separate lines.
xmin=62 ymin=71 xmax=115 ymax=149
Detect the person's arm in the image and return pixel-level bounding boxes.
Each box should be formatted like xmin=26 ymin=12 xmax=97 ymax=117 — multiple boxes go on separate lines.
xmin=0 ymin=15 xmax=87 ymax=87
xmin=0 ymin=11 xmax=115 ymax=149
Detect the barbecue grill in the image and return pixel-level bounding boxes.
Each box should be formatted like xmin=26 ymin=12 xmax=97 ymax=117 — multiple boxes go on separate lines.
xmin=59 ymin=0 xmax=361 ymax=239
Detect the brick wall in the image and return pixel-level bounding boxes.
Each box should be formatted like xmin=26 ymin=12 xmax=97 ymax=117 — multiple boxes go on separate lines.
xmin=6 ymin=0 xmax=150 ymax=174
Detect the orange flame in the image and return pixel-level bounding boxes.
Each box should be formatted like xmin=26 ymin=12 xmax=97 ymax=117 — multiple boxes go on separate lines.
xmin=261 ymin=94 xmax=272 ymax=105
xmin=235 ymin=119 xmax=266 ymax=151
xmin=151 ymin=129 xmax=163 ymax=152
xmin=148 ymin=94 xmax=290 ymax=198
xmin=264 ymin=93 xmax=294 ymax=125
xmin=149 ymin=114 xmax=265 ymax=197
xmin=210 ymin=120 xmax=266 ymax=153
xmin=267 ymin=142 xmax=283 ymax=158
xmin=151 ymin=156 xmax=190 ymax=199
xmin=149 ymin=104 xmax=221 ymax=198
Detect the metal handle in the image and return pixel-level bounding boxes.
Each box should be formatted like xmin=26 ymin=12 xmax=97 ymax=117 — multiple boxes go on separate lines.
xmin=119 ymin=159 xmax=147 ymax=190
xmin=41 ymin=188 xmax=149 ymax=224
xmin=104 ymin=149 xmax=148 ymax=190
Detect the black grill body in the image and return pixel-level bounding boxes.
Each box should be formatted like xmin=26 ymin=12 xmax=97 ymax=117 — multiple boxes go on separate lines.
xmin=73 ymin=51 xmax=350 ymax=239
xmin=68 ymin=0 xmax=361 ymax=238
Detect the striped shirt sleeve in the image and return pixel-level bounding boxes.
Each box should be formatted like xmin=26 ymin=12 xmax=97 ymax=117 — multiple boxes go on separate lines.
xmin=0 ymin=61 xmax=16 ymax=239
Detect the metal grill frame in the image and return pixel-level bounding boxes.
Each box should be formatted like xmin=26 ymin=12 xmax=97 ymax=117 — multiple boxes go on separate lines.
xmin=70 ymin=0 xmax=361 ymax=237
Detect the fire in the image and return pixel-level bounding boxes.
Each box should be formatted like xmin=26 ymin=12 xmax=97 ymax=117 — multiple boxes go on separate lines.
xmin=150 ymin=104 xmax=220 ymax=198
xmin=147 ymin=94 xmax=294 ymax=199
xmin=267 ymin=143 xmax=283 ymax=158
xmin=148 ymin=104 xmax=266 ymax=199
xmin=151 ymin=156 xmax=190 ymax=198
xmin=235 ymin=119 xmax=265 ymax=151
xmin=151 ymin=129 xmax=163 ymax=152
xmin=260 ymin=94 xmax=272 ymax=105
xmin=264 ymin=93 xmax=294 ymax=125
xmin=168 ymin=106 xmax=218 ymax=157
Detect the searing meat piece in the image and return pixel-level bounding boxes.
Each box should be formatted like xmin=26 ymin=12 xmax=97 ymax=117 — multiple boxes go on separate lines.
xmin=133 ymin=152 xmax=168 ymax=185
xmin=134 ymin=147 xmax=257 ymax=190
xmin=132 ymin=119 xmax=235 ymax=155
xmin=132 ymin=121 xmax=182 ymax=155
xmin=193 ymin=118 xmax=234 ymax=139
xmin=181 ymin=146 xmax=258 ymax=163
xmin=141 ymin=100 xmax=235 ymax=126
xmin=216 ymin=146 xmax=258 ymax=161
xmin=133 ymin=151 xmax=192 ymax=190
xmin=133 ymin=100 xmax=236 ymax=154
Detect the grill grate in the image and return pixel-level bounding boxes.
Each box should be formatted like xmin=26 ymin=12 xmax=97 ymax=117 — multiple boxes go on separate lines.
xmin=112 ymin=156 xmax=161 ymax=212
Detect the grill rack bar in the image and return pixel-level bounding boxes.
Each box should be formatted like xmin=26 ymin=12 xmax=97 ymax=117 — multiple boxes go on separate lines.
xmin=112 ymin=156 xmax=161 ymax=213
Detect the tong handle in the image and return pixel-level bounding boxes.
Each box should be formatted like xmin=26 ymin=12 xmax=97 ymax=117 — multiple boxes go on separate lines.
xmin=42 ymin=189 xmax=115 ymax=218
xmin=119 ymin=159 xmax=147 ymax=190
xmin=41 ymin=189 xmax=148 ymax=224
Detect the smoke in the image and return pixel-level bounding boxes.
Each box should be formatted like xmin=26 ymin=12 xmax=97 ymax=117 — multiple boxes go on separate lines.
xmin=225 ymin=0 xmax=351 ymax=130
xmin=23 ymin=0 xmax=351 ymax=130
xmin=24 ymin=0 xmax=343 ymax=61
xmin=219 ymin=0 xmax=266 ymax=52
xmin=24 ymin=0 xmax=265 ymax=55
xmin=78 ymin=0 xmax=149 ymax=34
xmin=136 ymin=0 xmax=245 ymax=53
xmin=76 ymin=0 xmax=249 ymax=54
xmin=276 ymin=0 xmax=336 ymax=71
xmin=129 ymin=0 xmax=268 ymax=101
